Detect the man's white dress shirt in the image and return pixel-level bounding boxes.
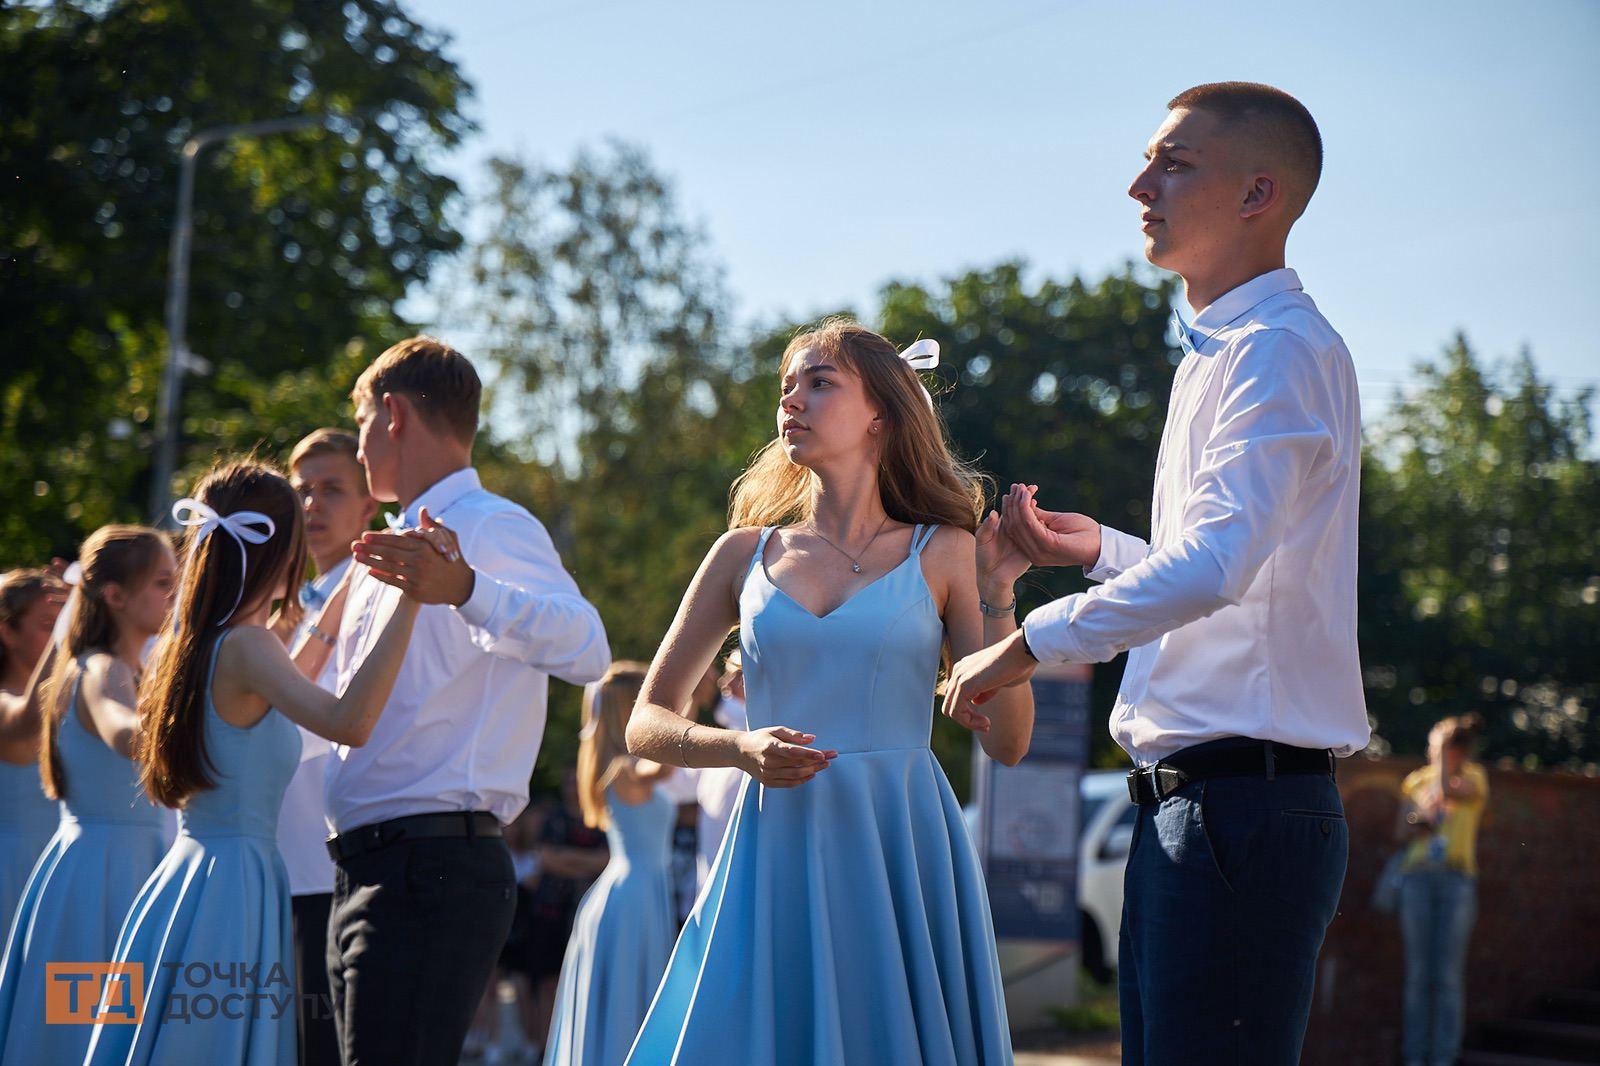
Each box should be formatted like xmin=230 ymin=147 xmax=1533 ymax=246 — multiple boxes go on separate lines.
xmin=327 ymin=467 xmax=611 ymax=831
xmin=1023 ymin=269 xmax=1369 ymax=765
xmin=276 ymin=558 xmax=349 ymax=896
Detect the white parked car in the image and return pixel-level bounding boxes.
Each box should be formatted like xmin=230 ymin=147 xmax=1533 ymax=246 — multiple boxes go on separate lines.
xmin=964 ymin=769 xmax=1133 ymax=985
xmin=1076 ymin=769 xmax=1136 ymax=984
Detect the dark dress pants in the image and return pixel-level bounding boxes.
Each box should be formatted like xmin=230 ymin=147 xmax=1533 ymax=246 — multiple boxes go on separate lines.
xmin=327 ymin=834 xmax=517 ymax=1066
xmin=1118 ymin=768 xmax=1348 ymax=1065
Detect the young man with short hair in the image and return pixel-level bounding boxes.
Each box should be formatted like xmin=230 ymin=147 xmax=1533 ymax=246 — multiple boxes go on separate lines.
xmin=324 ymin=337 xmax=611 ymax=1066
xmin=279 ymin=427 xmax=375 ymax=1066
xmin=949 ymin=83 xmax=1367 ymax=1062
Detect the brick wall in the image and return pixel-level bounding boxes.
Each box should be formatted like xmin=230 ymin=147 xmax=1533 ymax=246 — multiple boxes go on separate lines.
xmin=1301 ymin=758 xmax=1600 ymax=1065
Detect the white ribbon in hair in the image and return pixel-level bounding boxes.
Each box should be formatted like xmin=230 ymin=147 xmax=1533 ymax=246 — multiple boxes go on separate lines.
xmin=171 ymin=497 xmax=278 ymax=626
xmin=898 ymin=338 xmax=940 ymax=407
xmin=897 ymin=338 xmax=940 ymax=371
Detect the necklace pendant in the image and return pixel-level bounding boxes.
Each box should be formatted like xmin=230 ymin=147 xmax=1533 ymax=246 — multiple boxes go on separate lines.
xmin=851 ymin=563 xmax=862 ymax=573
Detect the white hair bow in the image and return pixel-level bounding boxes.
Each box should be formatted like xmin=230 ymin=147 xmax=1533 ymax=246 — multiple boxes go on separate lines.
xmin=897 ymin=338 xmax=940 ymax=371
xmin=171 ymin=497 xmax=278 ymax=626
xmin=898 ymin=338 xmax=940 ymax=407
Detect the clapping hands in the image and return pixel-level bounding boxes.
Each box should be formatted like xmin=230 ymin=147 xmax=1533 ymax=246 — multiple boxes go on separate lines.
xmin=351 ymin=506 xmax=474 ymax=606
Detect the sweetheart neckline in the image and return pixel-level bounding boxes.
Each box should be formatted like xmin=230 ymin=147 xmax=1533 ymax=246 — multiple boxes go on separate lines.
xmin=756 ymin=552 xmax=927 ymax=622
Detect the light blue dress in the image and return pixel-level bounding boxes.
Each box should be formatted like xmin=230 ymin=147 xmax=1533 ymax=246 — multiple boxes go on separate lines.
xmin=627 ymin=524 xmax=1012 ymax=1066
xmin=543 ymin=783 xmax=676 ymax=1066
xmin=0 ymin=760 xmax=57 ymax=939
xmin=84 ymin=630 xmax=301 ymax=1066
xmin=0 ymin=665 xmax=167 ymax=1066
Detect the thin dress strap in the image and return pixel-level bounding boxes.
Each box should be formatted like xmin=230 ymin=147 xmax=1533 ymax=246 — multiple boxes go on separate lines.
xmin=748 ymin=526 xmax=778 ymax=576
xmin=203 ymin=628 xmax=232 ymax=715
xmin=912 ymin=523 xmax=940 ymax=554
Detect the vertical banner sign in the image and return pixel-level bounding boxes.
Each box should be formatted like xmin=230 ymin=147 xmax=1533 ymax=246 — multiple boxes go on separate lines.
xmin=973 ymin=662 xmax=1091 ymax=940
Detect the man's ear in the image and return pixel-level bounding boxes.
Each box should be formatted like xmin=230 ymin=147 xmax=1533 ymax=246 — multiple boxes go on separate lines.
xmin=381 ymin=392 xmax=406 ymax=439
xmin=1240 ymin=173 xmax=1280 ymax=221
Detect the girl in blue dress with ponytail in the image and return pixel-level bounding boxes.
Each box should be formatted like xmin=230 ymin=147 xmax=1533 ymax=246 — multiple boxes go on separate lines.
xmin=624 ymin=319 xmax=1034 ymax=1066
xmin=83 ymin=459 xmax=424 ymax=1066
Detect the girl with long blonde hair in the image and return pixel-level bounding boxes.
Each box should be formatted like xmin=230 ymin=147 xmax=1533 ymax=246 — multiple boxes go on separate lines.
xmin=623 ymin=318 xmax=1035 ymax=1064
xmin=545 ymin=661 xmax=679 ymax=1066
xmin=0 ymin=525 xmax=176 ymax=1066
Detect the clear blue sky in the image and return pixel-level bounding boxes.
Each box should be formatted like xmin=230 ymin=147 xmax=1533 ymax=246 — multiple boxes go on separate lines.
xmin=404 ymin=0 xmax=1598 ymax=423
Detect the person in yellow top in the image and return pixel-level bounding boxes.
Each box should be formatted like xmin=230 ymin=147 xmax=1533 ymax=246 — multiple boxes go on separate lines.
xmin=1395 ymin=713 xmax=1489 ymax=1066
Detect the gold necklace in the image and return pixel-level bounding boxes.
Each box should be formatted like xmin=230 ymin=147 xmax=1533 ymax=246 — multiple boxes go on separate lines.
xmin=803 ymin=514 xmax=891 ymax=574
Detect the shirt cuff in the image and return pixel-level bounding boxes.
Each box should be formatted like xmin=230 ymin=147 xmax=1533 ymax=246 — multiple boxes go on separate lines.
xmin=454 ymin=568 xmax=500 ymax=629
xmin=1084 ymin=524 xmax=1149 ymax=583
xmin=1021 ymin=595 xmax=1090 ymax=665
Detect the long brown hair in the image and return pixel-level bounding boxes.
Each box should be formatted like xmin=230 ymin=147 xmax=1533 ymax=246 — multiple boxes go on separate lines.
xmin=138 ymin=460 xmax=307 ymax=808
xmin=39 ymin=527 xmax=168 ymax=800
xmin=575 ymin=661 xmax=650 ymax=830
xmin=0 ymin=568 xmax=65 ymax=682
xmin=728 ymin=318 xmax=986 ymax=533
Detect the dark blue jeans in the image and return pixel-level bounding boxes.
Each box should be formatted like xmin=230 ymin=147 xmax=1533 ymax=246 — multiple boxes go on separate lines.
xmin=1119 ymin=766 xmax=1348 ymax=1065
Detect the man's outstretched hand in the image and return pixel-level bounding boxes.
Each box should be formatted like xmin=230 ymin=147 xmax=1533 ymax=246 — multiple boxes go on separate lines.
xmin=944 ymin=629 xmax=1037 ymax=729
xmin=999 ymin=485 xmax=1101 ymax=570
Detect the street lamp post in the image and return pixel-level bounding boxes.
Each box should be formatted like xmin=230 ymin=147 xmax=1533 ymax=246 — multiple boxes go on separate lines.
xmin=147 ymin=115 xmax=332 ymax=524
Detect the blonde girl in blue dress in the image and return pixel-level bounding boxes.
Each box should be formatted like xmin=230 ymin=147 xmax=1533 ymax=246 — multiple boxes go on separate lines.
xmin=543 ymin=661 xmax=678 ymax=1066
xmin=624 ymin=319 xmax=1035 ymax=1065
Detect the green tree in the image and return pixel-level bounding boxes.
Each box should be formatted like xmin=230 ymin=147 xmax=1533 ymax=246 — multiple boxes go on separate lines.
xmin=1359 ymin=338 xmax=1599 ymax=767
xmin=457 ymin=143 xmax=764 ymax=789
xmin=1 ymin=0 xmax=472 ymax=564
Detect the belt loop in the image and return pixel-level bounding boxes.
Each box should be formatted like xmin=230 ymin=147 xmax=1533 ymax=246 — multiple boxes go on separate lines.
xmin=466 ymin=812 xmax=477 ymax=840
xmin=1263 ymin=741 xmax=1276 ymax=782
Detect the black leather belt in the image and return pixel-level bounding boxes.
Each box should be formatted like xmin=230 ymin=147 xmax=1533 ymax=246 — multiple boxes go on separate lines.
xmin=1126 ymin=737 xmax=1335 ymax=806
xmin=326 ymin=810 xmax=502 ymax=863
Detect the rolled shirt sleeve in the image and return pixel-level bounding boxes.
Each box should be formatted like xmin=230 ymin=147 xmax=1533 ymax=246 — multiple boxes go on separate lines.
xmin=452 ymin=509 xmax=612 ymax=684
xmin=1024 ymin=329 xmax=1336 ymax=664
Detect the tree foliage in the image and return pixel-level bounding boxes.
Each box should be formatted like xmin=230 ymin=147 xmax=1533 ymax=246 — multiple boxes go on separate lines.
xmin=1359 ymin=340 xmax=1598 ymax=767
xmin=1 ymin=0 xmax=472 ymax=560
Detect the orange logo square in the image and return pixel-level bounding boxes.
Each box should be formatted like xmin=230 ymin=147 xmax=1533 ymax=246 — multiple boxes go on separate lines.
xmin=44 ymin=963 xmax=144 ymax=1024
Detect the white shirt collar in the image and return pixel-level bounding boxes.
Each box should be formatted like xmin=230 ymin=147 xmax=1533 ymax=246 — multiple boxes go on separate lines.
xmin=310 ymin=555 xmax=352 ymax=595
xmin=401 ymin=467 xmax=481 ymax=527
xmin=1192 ymin=268 xmax=1302 ymax=335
